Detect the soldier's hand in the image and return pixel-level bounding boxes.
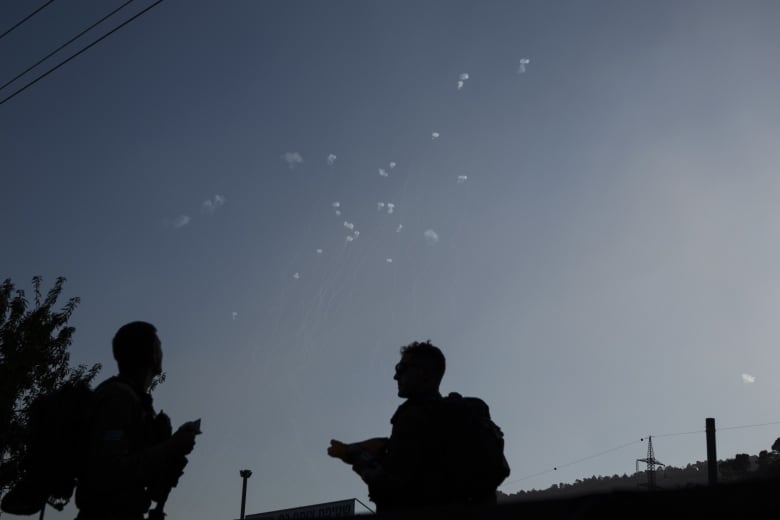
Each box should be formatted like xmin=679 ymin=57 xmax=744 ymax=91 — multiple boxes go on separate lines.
xmin=328 ymin=439 xmax=350 ymax=462
xmin=153 ymin=411 xmax=173 ymax=439
xmin=180 ymin=418 xmax=202 ymax=435
xmin=170 ymin=427 xmax=197 ymax=455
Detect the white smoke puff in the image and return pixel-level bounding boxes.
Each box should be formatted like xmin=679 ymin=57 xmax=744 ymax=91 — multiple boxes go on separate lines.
xmin=386 ymin=258 xmax=393 ymax=263
xmin=424 ymin=229 xmax=439 ymax=245
xmin=316 ymin=248 xmax=323 ymax=254
xmin=332 ymin=201 xmax=341 ymax=208
xmin=327 ymin=154 xmax=337 ymax=165
xmin=172 ymin=215 xmax=191 ymax=229
xmin=458 ymin=73 xmax=470 ymax=90
xmin=377 ymin=202 xmax=385 ymax=211
xmin=293 ymin=272 xmax=300 ymax=280
xmin=742 ymin=373 xmax=756 ymax=384
xmin=457 ymin=175 xmax=468 ymax=184
xmin=335 ymin=210 xmax=341 ymax=216
xmin=396 ymin=224 xmax=403 ymax=232
xmin=345 ymin=235 xmax=354 ymax=242
xmin=386 ymin=203 xmax=395 ymax=214
xmin=379 ymin=168 xmax=389 ymax=177
xmin=353 ymin=230 xmax=360 ymax=237
xmin=344 ymin=221 xmax=354 ymax=230
xmin=389 ymin=161 xmax=397 ymax=169
xmin=518 ymin=58 xmax=530 ymax=74
xmin=431 ymin=132 xmax=440 ymax=140
xmin=282 ymin=152 xmax=304 ymax=169
xmin=232 ymin=311 xmax=239 ymax=320
xmin=202 ymin=194 xmax=226 ymax=213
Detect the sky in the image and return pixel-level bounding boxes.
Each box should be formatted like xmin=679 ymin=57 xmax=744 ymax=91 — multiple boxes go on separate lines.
xmin=3 ymin=0 xmax=780 ymax=518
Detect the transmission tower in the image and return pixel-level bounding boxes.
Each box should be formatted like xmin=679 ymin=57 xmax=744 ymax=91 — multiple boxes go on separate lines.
xmin=636 ymin=436 xmax=665 ymax=490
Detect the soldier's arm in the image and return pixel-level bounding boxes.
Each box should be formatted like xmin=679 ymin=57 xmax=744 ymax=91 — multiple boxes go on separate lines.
xmin=328 ymin=438 xmax=388 ymax=464
xmin=89 ymin=384 xmax=191 ymax=483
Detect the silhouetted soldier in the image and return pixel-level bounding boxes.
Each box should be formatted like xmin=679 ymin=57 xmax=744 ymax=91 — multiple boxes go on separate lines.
xmin=328 ymin=341 xmax=509 ymax=513
xmin=75 ymin=321 xmax=200 ymax=520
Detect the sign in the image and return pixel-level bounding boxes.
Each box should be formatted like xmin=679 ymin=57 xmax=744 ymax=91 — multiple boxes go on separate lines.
xmin=245 ymin=499 xmax=356 ymax=520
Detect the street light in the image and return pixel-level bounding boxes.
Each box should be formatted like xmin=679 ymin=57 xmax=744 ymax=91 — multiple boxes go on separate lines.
xmin=239 ymin=469 xmax=252 ymax=520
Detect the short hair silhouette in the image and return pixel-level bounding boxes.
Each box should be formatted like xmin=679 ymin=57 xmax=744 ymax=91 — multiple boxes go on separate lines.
xmin=399 ymin=340 xmax=445 ymax=383
xmin=112 ymin=321 xmax=158 ymax=374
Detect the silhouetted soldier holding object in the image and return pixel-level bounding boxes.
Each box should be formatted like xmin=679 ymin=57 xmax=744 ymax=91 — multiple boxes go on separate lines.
xmin=75 ymin=321 xmax=200 ymax=520
xmin=328 ymin=341 xmax=510 ymax=513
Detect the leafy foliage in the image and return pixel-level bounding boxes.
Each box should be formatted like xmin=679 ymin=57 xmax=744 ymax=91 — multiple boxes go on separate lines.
xmin=719 ymin=453 xmax=752 ymax=480
xmin=0 ymin=277 xmax=101 ymax=495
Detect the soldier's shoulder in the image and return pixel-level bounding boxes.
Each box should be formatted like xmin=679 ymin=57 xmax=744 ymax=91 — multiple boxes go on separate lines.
xmin=95 ymin=377 xmax=141 ymax=405
xmin=391 ymin=398 xmax=441 ymax=425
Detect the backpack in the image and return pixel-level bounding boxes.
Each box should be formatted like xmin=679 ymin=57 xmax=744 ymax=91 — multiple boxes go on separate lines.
xmin=1 ymin=381 xmax=97 ymax=515
xmin=438 ymin=392 xmax=511 ymax=500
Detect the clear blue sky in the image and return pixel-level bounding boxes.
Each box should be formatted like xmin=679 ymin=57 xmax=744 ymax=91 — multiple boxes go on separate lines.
xmin=3 ymin=1 xmax=780 ymax=518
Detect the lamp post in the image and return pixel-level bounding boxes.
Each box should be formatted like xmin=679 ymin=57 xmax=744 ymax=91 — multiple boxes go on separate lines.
xmin=239 ymin=469 xmax=252 ymax=520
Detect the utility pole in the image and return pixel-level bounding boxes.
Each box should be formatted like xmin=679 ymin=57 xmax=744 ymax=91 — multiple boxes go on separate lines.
xmin=239 ymin=469 xmax=252 ymax=520
xmin=636 ymin=436 xmax=665 ymax=490
xmin=706 ymin=418 xmax=718 ymax=486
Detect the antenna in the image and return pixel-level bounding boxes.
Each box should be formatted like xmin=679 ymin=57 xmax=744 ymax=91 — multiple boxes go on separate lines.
xmin=636 ymin=436 xmax=665 ymax=490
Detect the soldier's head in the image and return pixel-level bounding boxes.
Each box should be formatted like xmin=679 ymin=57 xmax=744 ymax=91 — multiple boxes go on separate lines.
xmin=394 ymin=340 xmax=445 ymax=398
xmin=112 ymin=321 xmax=163 ymax=388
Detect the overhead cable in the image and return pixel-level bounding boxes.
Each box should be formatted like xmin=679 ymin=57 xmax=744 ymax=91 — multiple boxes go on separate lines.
xmin=0 ymin=0 xmax=136 ymax=93
xmin=0 ymin=0 xmax=163 ymax=107
xmin=506 ymin=419 xmax=780 ymax=486
xmin=0 ymin=0 xmax=56 ymax=42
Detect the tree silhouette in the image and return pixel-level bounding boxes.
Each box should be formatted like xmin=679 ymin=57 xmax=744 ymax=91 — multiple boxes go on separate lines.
xmin=718 ymin=454 xmax=748 ymax=481
xmin=0 ymin=277 xmax=100 ymax=496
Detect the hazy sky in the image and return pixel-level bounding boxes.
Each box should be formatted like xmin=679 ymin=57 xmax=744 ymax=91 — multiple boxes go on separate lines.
xmin=3 ymin=1 xmax=780 ymax=518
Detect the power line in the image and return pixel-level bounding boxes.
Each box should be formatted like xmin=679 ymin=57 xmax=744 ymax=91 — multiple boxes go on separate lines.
xmin=0 ymin=0 xmax=164 ymax=107
xmin=653 ymin=429 xmax=704 ymax=439
xmin=655 ymin=419 xmax=780 ymax=436
xmin=0 ymin=0 xmax=56 ymax=42
xmin=720 ymin=419 xmax=780 ymax=432
xmin=552 ymin=439 xmax=644 ymax=472
xmin=0 ymin=0 xmax=136 ymax=93
xmin=505 ymin=439 xmax=644 ymax=485
xmin=505 ymin=419 xmax=780 ymax=487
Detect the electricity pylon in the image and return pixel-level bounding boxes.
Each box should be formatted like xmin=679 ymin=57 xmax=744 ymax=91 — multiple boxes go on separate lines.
xmin=636 ymin=436 xmax=665 ymax=490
